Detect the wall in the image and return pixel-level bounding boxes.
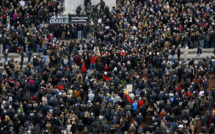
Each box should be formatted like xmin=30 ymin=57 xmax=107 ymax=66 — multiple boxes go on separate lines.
xmin=63 ymin=0 xmax=116 ymax=14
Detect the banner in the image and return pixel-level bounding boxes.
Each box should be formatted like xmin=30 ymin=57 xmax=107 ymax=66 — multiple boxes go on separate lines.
xmin=49 ymin=15 xmax=89 ymax=24
xmin=70 ymin=15 xmax=89 ymax=23
xmin=49 ymin=15 xmax=70 ymax=24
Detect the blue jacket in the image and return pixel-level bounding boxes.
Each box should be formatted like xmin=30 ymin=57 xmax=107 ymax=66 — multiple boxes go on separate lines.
xmin=136 ymin=115 xmax=143 ymax=125
xmin=170 ymin=122 xmax=177 ymax=132
xmin=132 ymin=102 xmax=138 ymax=111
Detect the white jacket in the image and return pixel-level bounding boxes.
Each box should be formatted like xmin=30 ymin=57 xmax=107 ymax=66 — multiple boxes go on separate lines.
xmin=184 ymin=46 xmax=189 ymax=55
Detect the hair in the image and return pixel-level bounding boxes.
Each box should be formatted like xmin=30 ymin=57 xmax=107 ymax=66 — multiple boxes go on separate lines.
xmin=2 ymin=70 xmax=6 ymax=74
xmin=4 ymin=115 xmax=10 ymax=122
xmin=84 ymin=111 xmax=89 ymax=118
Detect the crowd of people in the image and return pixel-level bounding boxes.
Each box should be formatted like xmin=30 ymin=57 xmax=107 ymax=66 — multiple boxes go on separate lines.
xmin=0 ymin=0 xmax=215 ymax=133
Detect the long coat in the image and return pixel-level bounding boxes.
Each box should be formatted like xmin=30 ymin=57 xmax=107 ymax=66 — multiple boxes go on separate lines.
xmin=184 ymin=46 xmax=189 ymax=55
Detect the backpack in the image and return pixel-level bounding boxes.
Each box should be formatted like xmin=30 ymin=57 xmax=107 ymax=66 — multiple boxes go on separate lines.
xmin=101 ymin=119 xmax=107 ymax=126
xmin=164 ymin=51 xmax=169 ymax=57
xmin=137 ymin=127 xmax=143 ymax=134
xmin=131 ymin=127 xmax=135 ymax=132
xmin=42 ymin=39 xmax=45 ymax=46
xmin=206 ymin=59 xmax=210 ymax=65
xmin=200 ymin=98 xmax=204 ymax=107
xmin=17 ymin=108 xmax=23 ymax=116
xmin=76 ymin=7 xmax=81 ymax=14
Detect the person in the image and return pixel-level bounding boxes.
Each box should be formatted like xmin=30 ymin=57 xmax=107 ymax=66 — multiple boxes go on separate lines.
xmin=196 ymin=46 xmax=202 ymax=60
xmin=3 ymin=49 xmax=8 ymax=63
xmin=77 ymin=24 xmax=82 ymax=39
xmin=77 ymin=120 xmax=84 ymax=132
xmin=132 ymin=100 xmax=138 ymax=116
xmin=88 ymin=91 xmax=95 ymax=101
xmin=171 ymin=45 xmax=176 ymax=63
xmin=84 ymin=0 xmax=91 ymax=10
xmin=163 ymin=48 xmax=169 ymax=62
xmin=33 ymin=56 xmax=39 ymax=68
xmin=8 ymin=57 xmax=15 ymax=69
xmin=199 ymin=32 xmax=205 ymax=48
xmin=184 ymin=45 xmax=189 ymax=62
xmin=90 ymin=54 xmax=97 ymax=69
xmin=0 ymin=33 xmax=3 ymax=53
xmin=205 ymin=33 xmax=210 ymax=48
xmin=76 ymin=5 xmax=82 ymax=14
xmin=214 ymin=47 xmax=215 ymax=55
xmin=85 ymin=3 xmax=91 ymax=13
xmin=43 ymin=47 xmax=48 ymax=63
xmin=69 ymin=55 xmax=74 ymax=68
xmin=19 ymin=47 xmax=25 ymax=67
xmin=82 ymin=23 xmax=89 ymax=39
xmin=19 ymin=0 xmax=26 ymax=7
xmin=211 ymin=31 xmax=215 ymax=48
xmin=100 ymin=0 xmax=105 ymax=12
xmin=4 ymin=35 xmax=10 ymax=51
xmin=24 ymin=36 xmax=29 ymax=54
xmin=81 ymin=59 xmax=86 ymax=73
xmin=177 ymin=45 xmax=181 ymax=61
xmin=136 ymin=113 xmax=143 ymax=127
xmin=42 ymin=37 xmax=48 ymax=54
xmin=36 ymin=36 xmax=41 ymax=53
xmin=27 ymin=50 xmax=33 ymax=63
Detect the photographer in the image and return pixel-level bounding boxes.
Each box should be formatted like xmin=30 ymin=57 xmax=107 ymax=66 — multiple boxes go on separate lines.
xmin=76 ymin=5 xmax=82 ymax=15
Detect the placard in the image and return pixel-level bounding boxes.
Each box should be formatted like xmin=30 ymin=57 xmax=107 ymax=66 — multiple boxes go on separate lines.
xmin=126 ymin=84 xmax=133 ymax=93
xmin=98 ymin=18 xmax=102 ymax=23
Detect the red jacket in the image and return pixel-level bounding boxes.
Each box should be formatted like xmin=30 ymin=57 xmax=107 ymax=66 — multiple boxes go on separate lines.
xmin=123 ymin=94 xmax=133 ymax=104
xmin=58 ymin=85 xmax=64 ymax=91
xmin=138 ymin=100 xmax=144 ymax=108
xmin=179 ymin=25 xmax=183 ymax=30
xmin=90 ymin=56 xmax=97 ymax=63
xmin=199 ymin=22 xmax=205 ymax=27
xmin=184 ymin=92 xmax=192 ymax=97
xmin=104 ymin=65 xmax=108 ymax=71
xmin=32 ymin=96 xmax=39 ymax=102
xmin=174 ymin=88 xmax=179 ymax=92
xmin=81 ymin=60 xmax=86 ymax=73
xmin=197 ymin=78 xmax=202 ymax=85
xmin=48 ymin=35 xmax=53 ymax=40
xmin=73 ymin=56 xmax=79 ymax=64
xmin=103 ymin=75 xmax=110 ymax=81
